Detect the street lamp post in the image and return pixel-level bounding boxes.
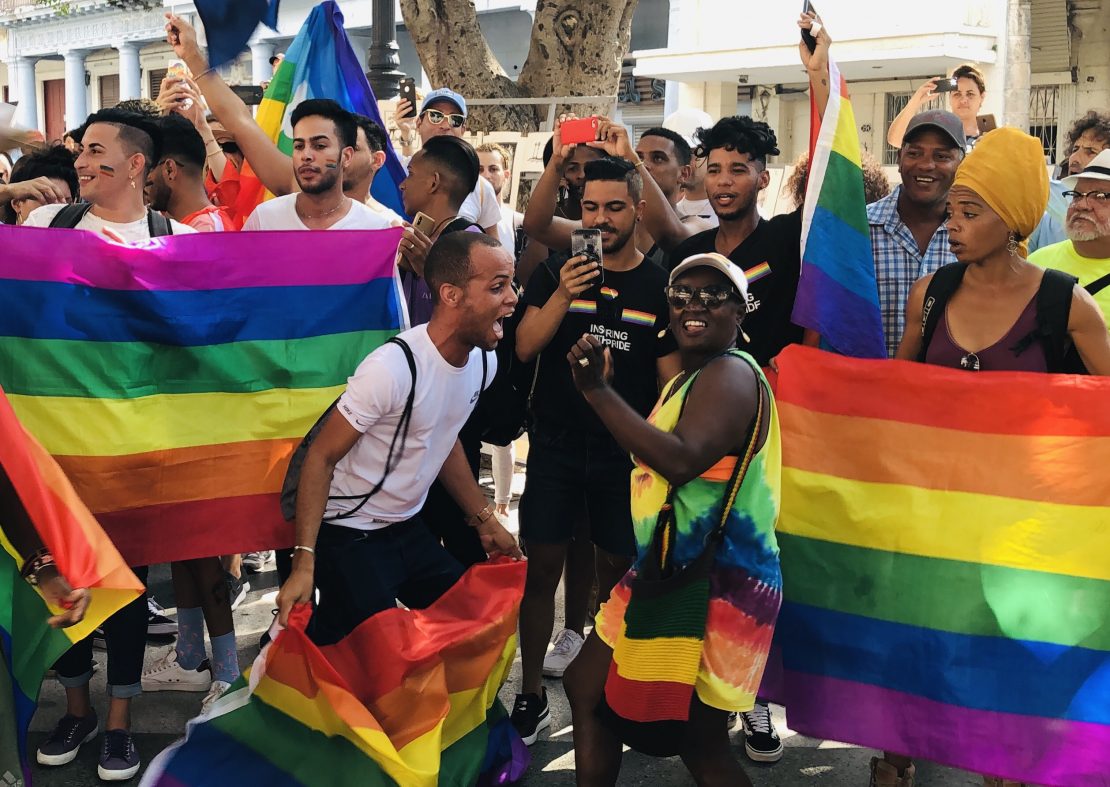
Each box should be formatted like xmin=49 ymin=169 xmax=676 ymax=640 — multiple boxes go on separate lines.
xmin=367 ymin=0 xmax=404 ymax=100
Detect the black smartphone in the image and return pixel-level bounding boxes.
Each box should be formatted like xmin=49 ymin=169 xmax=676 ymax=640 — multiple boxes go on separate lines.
xmin=801 ymin=0 xmax=818 ymax=53
xmin=571 ymin=229 xmax=604 ymax=285
xmin=230 ymin=85 xmax=264 ymax=106
xmin=933 ymin=77 xmax=959 ymax=93
xmin=399 ymin=77 xmax=417 ymax=118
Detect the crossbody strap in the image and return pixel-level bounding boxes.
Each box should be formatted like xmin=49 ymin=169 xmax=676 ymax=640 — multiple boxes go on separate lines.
xmin=1085 ymin=271 xmax=1110 ymax=297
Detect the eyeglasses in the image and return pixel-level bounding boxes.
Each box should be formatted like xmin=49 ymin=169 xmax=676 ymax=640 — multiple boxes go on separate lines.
xmin=665 ymin=284 xmax=738 ymax=309
xmin=420 ymin=109 xmax=466 ymax=129
xmin=1062 ymin=190 xmax=1110 ymax=204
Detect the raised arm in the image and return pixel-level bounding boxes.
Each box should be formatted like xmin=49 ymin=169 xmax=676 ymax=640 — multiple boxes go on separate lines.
xmin=798 ymin=11 xmax=834 ymax=120
xmin=156 ymin=75 xmax=229 ymax=180
xmin=521 ymin=117 xmax=585 ymax=250
xmin=886 ymin=79 xmax=941 ymax=148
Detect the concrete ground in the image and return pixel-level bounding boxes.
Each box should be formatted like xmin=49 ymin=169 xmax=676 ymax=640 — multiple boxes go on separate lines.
xmin=27 ymin=460 xmax=975 ymax=786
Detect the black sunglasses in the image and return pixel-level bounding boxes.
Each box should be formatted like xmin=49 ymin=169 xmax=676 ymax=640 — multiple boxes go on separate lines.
xmin=665 ymin=284 xmax=738 ymax=309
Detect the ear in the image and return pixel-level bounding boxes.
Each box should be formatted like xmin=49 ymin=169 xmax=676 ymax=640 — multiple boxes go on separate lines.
xmin=372 ymin=150 xmax=387 ymax=170
xmin=679 ymin=163 xmax=692 ymax=187
xmin=341 ymin=146 xmax=355 ymax=168
xmin=439 ymin=281 xmax=462 ymax=307
xmin=163 ymin=159 xmax=176 ymax=181
xmin=757 ymin=167 xmax=771 ymax=191
xmin=129 ymin=152 xmax=146 ymax=183
xmin=429 ymin=170 xmax=441 ymax=195
xmin=635 ymin=199 xmax=646 ymax=222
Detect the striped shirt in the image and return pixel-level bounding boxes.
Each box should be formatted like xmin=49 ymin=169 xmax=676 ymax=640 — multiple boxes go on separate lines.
xmin=867 ymin=186 xmax=956 ymax=357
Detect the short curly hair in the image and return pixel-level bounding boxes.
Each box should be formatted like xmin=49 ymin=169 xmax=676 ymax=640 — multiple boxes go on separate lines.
xmin=694 ymin=116 xmax=780 ymax=167
xmin=1065 ymin=110 xmax=1110 ymax=152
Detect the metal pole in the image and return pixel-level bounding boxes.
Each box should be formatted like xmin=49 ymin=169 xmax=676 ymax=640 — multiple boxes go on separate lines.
xmin=367 ymin=0 xmax=404 ymax=100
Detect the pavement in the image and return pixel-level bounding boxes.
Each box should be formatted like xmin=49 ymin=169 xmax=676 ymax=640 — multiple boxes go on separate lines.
xmin=27 ymin=462 xmax=977 ymax=786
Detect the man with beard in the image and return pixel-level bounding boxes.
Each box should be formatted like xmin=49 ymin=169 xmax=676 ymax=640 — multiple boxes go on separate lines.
xmin=510 ymin=157 xmax=680 ymax=745
xmin=242 ymin=99 xmax=393 ymax=231
xmin=146 ymin=114 xmax=235 ymax=232
xmin=866 ymin=110 xmax=965 ymax=356
xmin=1031 ymin=149 xmax=1110 ymax=324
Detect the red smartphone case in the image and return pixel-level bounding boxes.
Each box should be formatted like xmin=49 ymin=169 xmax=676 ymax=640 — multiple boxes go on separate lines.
xmin=561 ymin=117 xmax=600 ymax=145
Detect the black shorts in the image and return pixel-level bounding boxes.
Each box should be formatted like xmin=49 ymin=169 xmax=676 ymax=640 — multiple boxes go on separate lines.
xmin=519 ymin=426 xmax=635 ymax=557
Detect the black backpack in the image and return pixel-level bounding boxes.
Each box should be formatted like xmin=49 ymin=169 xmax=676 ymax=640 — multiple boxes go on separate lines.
xmin=280 ymin=337 xmax=417 ymax=523
xmin=49 ymin=203 xmax=174 ymax=236
xmin=917 ymin=263 xmax=1081 ymax=373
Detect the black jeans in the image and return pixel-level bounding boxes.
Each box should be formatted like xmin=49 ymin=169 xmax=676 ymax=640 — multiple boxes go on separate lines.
xmin=54 ymin=565 xmax=148 ymax=698
xmin=421 ymin=426 xmax=487 ymax=568
xmin=308 ymin=518 xmax=465 ymax=646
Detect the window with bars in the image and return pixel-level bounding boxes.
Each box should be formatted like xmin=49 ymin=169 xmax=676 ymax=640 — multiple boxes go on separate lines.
xmin=1029 ymin=85 xmax=1060 ymax=163
xmin=883 ymin=90 xmax=944 ymax=165
xmin=99 ymin=74 xmax=119 ymax=109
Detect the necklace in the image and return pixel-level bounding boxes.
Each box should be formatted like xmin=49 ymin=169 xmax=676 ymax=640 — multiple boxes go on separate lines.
xmin=296 ymin=196 xmax=347 ymax=221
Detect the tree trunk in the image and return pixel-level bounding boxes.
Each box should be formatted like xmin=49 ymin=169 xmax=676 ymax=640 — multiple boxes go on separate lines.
xmin=399 ymin=0 xmax=639 ymax=132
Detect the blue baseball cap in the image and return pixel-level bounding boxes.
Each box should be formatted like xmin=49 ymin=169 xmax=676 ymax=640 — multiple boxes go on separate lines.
xmin=420 ymin=88 xmax=467 ymax=119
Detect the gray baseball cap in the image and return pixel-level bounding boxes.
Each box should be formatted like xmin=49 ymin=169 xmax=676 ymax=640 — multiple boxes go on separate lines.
xmin=904 ymin=110 xmax=966 ymax=152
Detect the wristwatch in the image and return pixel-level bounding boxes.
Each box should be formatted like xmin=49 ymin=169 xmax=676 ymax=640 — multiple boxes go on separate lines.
xmin=466 ymin=503 xmax=496 ymax=527
xmin=20 ymin=548 xmax=56 ymax=586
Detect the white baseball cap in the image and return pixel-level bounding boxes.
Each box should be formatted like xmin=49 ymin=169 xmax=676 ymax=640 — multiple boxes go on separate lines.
xmin=668 ymin=253 xmax=749 ymax=302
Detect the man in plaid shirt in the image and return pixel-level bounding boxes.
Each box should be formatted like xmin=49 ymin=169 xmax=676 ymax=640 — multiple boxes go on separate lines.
xmin=868 ymin=110 xmax=965 ymax=357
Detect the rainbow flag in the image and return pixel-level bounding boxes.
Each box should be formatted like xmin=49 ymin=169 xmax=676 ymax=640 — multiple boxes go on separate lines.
xmin=255 ymin=1 xmax=408 ymax=217
xmin=141 ymin=559 xmax=529 ymax=786
xmin=1 ymin=386 xmax=143 ymax=785
xmin=0 ymin=224 xmax=406 ymax=565
xmin=763 ymin=345 xmax=1110 ymax=786
xmin=792 ymin=57 xmax=885 ymax=358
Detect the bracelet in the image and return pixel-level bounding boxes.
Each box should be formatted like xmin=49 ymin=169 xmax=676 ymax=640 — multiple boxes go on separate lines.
xmin=20 ymin=548 xmax=56 ymax=587
xmin=466 ymin=503 xmax=496 ymax=527
xmin=633 ymin=159 xmax=645 ymax=169
xmin=292 ymin=545 xmax=316 ymax=556
xmin=195 ymin=66 xmax=216 ymax=81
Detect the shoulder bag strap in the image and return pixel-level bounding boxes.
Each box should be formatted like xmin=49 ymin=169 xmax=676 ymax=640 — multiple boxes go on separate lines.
xmin=147 ymin=209 xmax=173 ymax=237
xmin=1084 ymin=271 xmax=1110 ymax=297
xmin=708 ymin=356 xmax=766 ymax=544
xmin=918 ymin=263 xmax=969 ymax=361
xmin=48 ymin=203 xmax=93 ymax=228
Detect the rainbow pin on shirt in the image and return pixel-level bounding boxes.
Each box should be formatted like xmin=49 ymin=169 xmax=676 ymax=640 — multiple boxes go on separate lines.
xmin=743 ymin=261 xmax=771 ymax=284
xmin=600 ymin=286 xmax=619 ymax=301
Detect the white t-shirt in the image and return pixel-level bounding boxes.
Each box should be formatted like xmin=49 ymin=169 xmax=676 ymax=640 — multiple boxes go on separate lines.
xmin=676 ymin=196 xmax=719 ymax=228
xmin=494 ymin=203 xmax=522 ymax=257
xmin=242 ymin=194 xmax=394 ymax=231
xmin=23 ymin=203 xmax=198 ymax=240
xmin=326 ymin=323 xmax=496 ymax=529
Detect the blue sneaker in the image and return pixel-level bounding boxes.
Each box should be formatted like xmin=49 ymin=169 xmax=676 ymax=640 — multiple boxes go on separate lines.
xmin=36 ymin=713 xmax=98 ymax=766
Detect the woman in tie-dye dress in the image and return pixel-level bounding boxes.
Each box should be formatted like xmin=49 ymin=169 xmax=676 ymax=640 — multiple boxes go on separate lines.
xmin=563 ymin=253 xmax=782 ymax=787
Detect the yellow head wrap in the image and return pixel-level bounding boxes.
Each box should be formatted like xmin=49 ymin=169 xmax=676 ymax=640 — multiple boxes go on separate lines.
xmin=951 ymin=127 xmax=1049 ymax=256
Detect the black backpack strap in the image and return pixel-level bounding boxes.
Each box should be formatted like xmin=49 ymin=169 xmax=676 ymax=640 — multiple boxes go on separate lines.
xmin=917 ymin=263 xmax=969 ymax=361
xmin=1010 ymin=268 xmax=1077 ymax=372
xmin=480 ymin=347 xmax=488 ymax=392
xmin=324 ymin=336 xmax=418 ymax=522
xmin=1085 ymin=271 xmax=1110 ymax=297
xmin=147 ymin=209 xmax=173 ymax=237
xmin=48 ymin=203 xmax=93 ymax=228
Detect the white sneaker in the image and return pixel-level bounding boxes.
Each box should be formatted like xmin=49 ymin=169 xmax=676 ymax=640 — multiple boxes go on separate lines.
xmin=542 ymin=628 xmax=584 ymax=677
xmin=141 ymin=647 xmax=211 ymax=692
xmin=200 ymin=680 xmax=232 ymax=716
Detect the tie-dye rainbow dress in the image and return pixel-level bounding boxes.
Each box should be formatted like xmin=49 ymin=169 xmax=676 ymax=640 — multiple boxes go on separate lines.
xmin=595 ymin=350 xmax=783 ymax=713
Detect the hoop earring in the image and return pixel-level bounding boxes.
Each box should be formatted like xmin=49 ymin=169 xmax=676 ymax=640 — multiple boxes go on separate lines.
xmin=1006 ymin=232 xmax=1019 ymax=257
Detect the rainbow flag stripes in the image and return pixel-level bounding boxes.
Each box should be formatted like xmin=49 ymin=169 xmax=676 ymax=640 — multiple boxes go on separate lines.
xmin=792 ymin=58 xmax=885 ymax=358
xmin=0 ymin=224 xmax=405 ymax=566
xmin=764 ymin=346 xmax=1110 ymax=786
xmin=620 ymin=309 xmax=656 ymax=327
xmin=742 ymin=261 xmax=771 ymax=285
xmin=0 ymin=387 xmax=143 ymax=784
xmin=600 ymin=286 xmax=619 ymax=301
xmin=142 ymin=560 xmax=528 ymax=787
xmin=568 ymin=299 xmax=597 ymax=314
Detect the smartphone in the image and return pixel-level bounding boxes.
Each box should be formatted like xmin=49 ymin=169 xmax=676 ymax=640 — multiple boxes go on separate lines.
xmin=412 ymin=211 xmax=437 ymax=236
xmin=561 ymin=116 xmax=600 ymax=145
xmin=399 ymin=77 xmax=418 ymax=118
xmin=230 ymin=85 xmax=264 ymax=106
xmin=167 ymin=60 xmax=193 ymax=110
xmin=571 ymin=228 xmax=603 ymax=285
xmin=801 ymin=1 xmax=818 ymax=53
xmin=976 ymin=114 xmax=997 ymax=135
xmin=933 ymin=77 xmax=959 ymax=93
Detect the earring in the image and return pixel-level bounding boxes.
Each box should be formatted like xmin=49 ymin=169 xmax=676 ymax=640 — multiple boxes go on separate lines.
xmin=1006 ymin=232 xmax=1019 ymax=257
xmin=129 ymin=176 xmax=137 ymax=190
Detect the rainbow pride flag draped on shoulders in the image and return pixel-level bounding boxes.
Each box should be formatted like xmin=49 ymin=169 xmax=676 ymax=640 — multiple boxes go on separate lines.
xmin=1 ymin=386 xmax=143 ymax=785
xmin=792 ymin=57 xmax=885 ymax=358
xmin=254 ymin=0 xmax=408 ymax=218
xmin=141 ymin=559 xmax=529 ymax=787
xmin=763 ymin=345 xmax=1110 ymax=786
xmin=0 ymin=224 xmax=405 ymax=565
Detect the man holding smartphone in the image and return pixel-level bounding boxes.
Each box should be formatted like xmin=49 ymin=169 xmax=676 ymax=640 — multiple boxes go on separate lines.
xmin=511 ymin=157 xmax=680 ymax=745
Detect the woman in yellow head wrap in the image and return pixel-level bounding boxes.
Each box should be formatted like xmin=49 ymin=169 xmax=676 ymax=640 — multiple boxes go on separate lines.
xmin=896 ymin=127 xmax=1110 ymax=374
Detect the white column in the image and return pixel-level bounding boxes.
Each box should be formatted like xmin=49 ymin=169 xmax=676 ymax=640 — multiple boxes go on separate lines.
xmin=250 ymin=41 xmax=275 ymax=85
xmin=63 ymin=50 xmax=89 ymax=130
xmin=11 ymin=56 xmax=39 ymax=130
xmin=116 ymin=42 xmax=141 ymax=101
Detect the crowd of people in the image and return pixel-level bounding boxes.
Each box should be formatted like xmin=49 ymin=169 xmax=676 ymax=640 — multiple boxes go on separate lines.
xmin=3 ymin=8 xmax=1110 ymax=787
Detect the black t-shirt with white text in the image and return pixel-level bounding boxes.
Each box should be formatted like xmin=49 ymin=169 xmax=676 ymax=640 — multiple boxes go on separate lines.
xmin=667 ymin=209 xmax=804 ymax=366
xmin=522 ymin=254 xmax=676 ymax=437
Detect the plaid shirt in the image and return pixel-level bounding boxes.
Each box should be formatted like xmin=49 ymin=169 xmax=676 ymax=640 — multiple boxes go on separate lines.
xmin=867 ymin=187 xmax=957 ymax=357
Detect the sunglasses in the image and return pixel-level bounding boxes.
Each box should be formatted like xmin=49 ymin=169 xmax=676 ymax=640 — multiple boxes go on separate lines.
xmin=665 ymin=284 xmax=738 ymax=310
xmin=1063 ymin=190 xmax=1110 ymax=204
xmin=421 ymin=109 xmax=466 ymax=129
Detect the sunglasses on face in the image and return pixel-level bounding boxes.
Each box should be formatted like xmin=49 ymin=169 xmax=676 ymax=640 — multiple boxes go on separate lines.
xmin=665 ymin=284 xmax=738 ymax=309
xmin=1063 ymin=190 xmax=1110 ymax=204
xmin=421 ymin=109 xmax=466 ymax=129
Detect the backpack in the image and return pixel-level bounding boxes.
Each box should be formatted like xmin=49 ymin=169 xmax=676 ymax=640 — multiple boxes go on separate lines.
xmin=1059 ymin=271 xmax=1110 ymax=373
xmin=49 ymin=203 xmax=174 ymax=236
xmin=917 ymin=262 xmax=1080 ymax=373
xmin=279 ymin=337 xmax=417 ymax=523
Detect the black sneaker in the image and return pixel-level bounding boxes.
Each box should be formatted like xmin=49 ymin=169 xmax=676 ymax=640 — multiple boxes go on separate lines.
xmin=510 ymin=689 xmax=551 ymax=746
xmin=147 ymin=596 xmax=178 ymax=636
xmin=740 ymin=701 xmax=783 ymax=763
xmin=225 ymin=572 xmax=250 ymax=611
xmin=36 ymin=713 xmax=99 ymax=766
xmin=98 ymin=729 xmax=140 ymax=781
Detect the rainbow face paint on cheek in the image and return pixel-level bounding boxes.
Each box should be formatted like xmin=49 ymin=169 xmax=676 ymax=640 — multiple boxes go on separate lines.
xmin=98 ymin=165 xmax=116 ymax=177
xmin=324 ymin=160 xmax=338 ymax=170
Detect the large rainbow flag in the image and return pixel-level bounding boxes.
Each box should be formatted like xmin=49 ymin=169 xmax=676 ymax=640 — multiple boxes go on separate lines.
xmin=1 ymin=386 xmax=143 ymax=785
xmin=255 ymin=0 xmax=408 ymax=217
xmin=792 ymin=57 xmax=885 ymax=358
xmin=0 ymin=224 xmax=405 ymax=565
xmin=141 ymin=559 xmax=529 ymax=786
xmin=764 ymin=345 xmax=1110 ymax=786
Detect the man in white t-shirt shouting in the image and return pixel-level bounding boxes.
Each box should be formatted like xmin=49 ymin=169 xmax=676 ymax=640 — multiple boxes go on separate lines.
xmin=276 ymin=231 xmax=523 ymax=645
xmin=242 ymin=99 xmax=394 ymax=232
